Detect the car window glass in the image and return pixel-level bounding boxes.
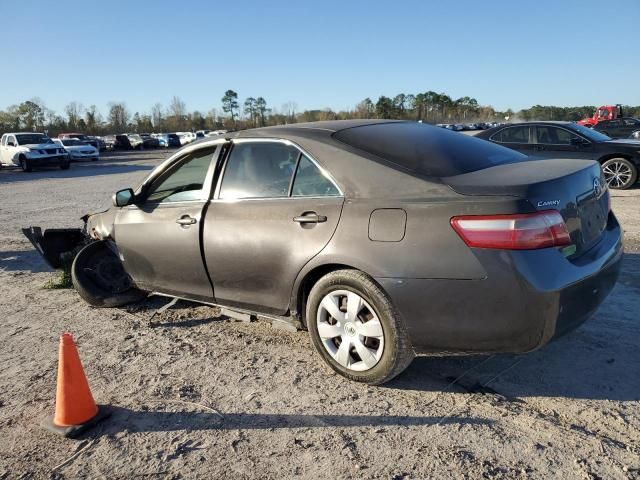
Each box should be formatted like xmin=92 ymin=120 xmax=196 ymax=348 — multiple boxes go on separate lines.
xmin=623 ymin=119 xmax=638 ymax=126
xmin=536 ymin=127 xmax=577 ymax=145
xmin=608 ymin=120 xmax=622 ymax=127
xmin=496 ymin=126 xmax=530 ymax=143
xmin=292 ymin=155 xmax=340 ymax=197
xmin=145 ymin=147 xmax=216 ymax=203
xmin=219 ymin=142 xmax=298 ymax=199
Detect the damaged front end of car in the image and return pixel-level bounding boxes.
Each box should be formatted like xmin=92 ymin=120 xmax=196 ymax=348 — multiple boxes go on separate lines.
xmin=22 ymin=209 xmax=116 ymax=269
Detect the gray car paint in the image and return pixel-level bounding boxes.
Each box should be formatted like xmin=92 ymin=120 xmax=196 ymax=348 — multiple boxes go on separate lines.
xmin=79 ymin=120 xmax=622 ymax=354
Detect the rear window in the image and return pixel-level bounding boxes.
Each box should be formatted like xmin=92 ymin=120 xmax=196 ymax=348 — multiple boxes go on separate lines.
xmin=332 ymin=122 xmax=524 ymax=177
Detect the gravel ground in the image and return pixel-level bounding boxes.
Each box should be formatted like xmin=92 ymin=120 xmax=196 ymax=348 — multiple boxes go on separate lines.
xmin=0 ymin=151 xmax=639 ymax=479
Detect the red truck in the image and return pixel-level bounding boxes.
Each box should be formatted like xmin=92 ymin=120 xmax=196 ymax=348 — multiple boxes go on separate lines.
xmin=578 ymin=104 xmax=624 ymax=127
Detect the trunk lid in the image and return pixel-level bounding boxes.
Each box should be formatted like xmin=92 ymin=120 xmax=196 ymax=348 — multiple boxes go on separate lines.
xmin=444 ymin=159 xmax=609 ymax=256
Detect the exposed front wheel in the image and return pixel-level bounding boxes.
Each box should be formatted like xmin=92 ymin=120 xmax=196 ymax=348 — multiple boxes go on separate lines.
xmin=602 ymin=158 xmax=638 ymax=190
xmin=72 ymin=240 xmax=147 ymax=307
xmin=20 ymin=155 xmax=32 ymax=172
xmin=306 ymin=269 xmax=414 ymax=385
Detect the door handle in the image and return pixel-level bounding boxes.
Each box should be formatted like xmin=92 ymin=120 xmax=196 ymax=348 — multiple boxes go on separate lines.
xmin=176 ymin=215 xmax=197 ymax=226
xmin=293 ymin=212 xmax=327 ymax=224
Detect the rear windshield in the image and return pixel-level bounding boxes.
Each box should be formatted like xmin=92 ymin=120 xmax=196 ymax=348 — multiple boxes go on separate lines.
xmin=333 ymin=122 xmax=525 ymax=177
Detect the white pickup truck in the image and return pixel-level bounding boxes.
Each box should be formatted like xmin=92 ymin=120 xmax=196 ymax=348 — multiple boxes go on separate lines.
xmin=0 ymin=132 xmax=70 ymax=171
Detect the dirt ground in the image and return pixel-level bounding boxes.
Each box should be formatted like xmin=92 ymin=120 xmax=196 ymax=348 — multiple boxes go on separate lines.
xmin=0 ymin=151 xmax=639 ymax=479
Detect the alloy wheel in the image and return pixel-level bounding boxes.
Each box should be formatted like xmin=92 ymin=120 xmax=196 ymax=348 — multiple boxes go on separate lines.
xmin=316 ymin=290 xmax=384 ymax=372
xmin=603 ymin=161 xmax=633 ymax=189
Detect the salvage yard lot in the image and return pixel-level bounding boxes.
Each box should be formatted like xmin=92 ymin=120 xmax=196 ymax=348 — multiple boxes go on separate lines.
xmin=1 ymin=151 xmax=639 ymax=479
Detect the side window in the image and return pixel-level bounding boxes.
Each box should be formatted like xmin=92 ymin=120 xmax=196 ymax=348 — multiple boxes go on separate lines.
xmin=0 ymin=135 xmax=5 ymax=146
xmin=608 ymin=120 xmax=622 ymax=128
xmin=145 ymin=147 xmax=216 ymax=203
xmin=8 ymin=135 xmax=16 ymax=146
xmin=219 ymin=142 xmax=298 ymax=199
xmin=494 ymin=126 xmax=530 ymax=144
xmin=536 ymin=127 xmax=576 ymax=145
xmin=623 ymin=119 xmax=638 ymax=126
xmin=292 ymin=155 xmax=340 ymax=197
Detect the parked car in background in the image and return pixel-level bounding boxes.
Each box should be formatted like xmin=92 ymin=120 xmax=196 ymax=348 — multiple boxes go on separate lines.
xmin=476 ymin=121 xmax=640 ymax=189
xmin=89 ymin=136 xmax=107 ymax=151
xmin=151 ymin=133 xmax=181 ymax=148
xmin=104 ymin=134 xmax=134 ymax=150
xmin=140 ymin=134 xmax=160 ymax=149
xmin=151 ymin=134 xmax=168 ymax=147
xmin=53 ymin=138 xmax=99 ymax=161
xmin=177 ymin=131 xmax=196 ymax=145
xmin=205 ymin=130 xmax=228 ymax=137
xmin=195 ymin=130 xmax=210 ymax=139
xmin=593 ymin=118 xmax=640 ymax=139
xmin=126 ymin=134 xmax=144 ymax=150
xmin=25 ymin=120 xmax=622 ymax=384
xmin=0 ymin=132 xmax=70 ymax=171
xmin=58 ymin=132 xmax=100 ymax=150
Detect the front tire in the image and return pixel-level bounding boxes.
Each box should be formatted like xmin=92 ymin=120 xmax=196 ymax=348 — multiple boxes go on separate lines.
xmin=19 ymin=155 xmax=32 ymax=172
xmin=306 ymin=269 xmax=414 ymax=385
xmin=602 ymin=158 xmax=638 ymax=190
xmin=72 ymin=240 xmax=147 ymax=307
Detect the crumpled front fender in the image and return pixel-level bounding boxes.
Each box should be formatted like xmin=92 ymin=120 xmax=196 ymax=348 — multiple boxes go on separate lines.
xmin=84 ymin=208 xmax=117 ymax=241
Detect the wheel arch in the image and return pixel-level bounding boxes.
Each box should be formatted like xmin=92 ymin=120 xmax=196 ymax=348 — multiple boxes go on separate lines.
xmin=292 ymin=262 xmax=384 ymax=328
xmin=597 ymin=153 xmax=634 ymax=164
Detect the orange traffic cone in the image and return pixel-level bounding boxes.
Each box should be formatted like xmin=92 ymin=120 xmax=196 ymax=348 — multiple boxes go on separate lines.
xmin=43 ymin=333 xmax=111 ymax=438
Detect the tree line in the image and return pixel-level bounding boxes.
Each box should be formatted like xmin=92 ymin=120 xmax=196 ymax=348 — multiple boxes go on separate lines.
xmin=1 ymin=91 xmax=639 ymax=137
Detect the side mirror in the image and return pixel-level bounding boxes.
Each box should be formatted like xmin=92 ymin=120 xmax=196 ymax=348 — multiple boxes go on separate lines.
xmin=570 ymin=137 xmax=589 ymax=147
xmin=113 ymin=188 xmax=135 ymax=207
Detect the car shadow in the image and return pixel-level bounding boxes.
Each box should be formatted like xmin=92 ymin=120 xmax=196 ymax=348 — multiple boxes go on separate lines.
xmin=87 ymin=406 xmax=492 ymax=437
xmin=0 ymin=162 xmax=154 ymax=185
xmin=0 ymin=249 xmax=54 ymax=273
xmin=388 ymin=253 xmax=640 ymax=402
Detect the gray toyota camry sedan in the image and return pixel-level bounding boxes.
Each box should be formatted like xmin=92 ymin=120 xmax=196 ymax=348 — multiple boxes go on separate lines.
xmin=25 ymin=120 xmax=623 ymax=384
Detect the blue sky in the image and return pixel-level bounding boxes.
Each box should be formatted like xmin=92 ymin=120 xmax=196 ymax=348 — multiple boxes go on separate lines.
xmin=2 ymin=0 xmax=639 ymax=116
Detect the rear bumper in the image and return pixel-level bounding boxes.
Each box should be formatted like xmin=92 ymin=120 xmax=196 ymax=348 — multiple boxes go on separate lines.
xmin=377 ymin=213 xmax=623 ymax=354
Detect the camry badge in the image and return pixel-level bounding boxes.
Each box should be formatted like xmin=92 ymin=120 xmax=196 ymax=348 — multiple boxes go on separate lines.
xmin=537 ymin=199 xmax=560 ymax=207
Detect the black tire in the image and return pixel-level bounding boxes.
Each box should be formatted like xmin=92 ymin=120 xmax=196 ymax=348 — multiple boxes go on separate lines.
xmin=60 ymin=162 xmax=70 ymax=170
xmin=306 ymin=269 xmax=414 ymax=385
xmin=602 ymin=157 xmax=638 ymax=190
xmin=19 ymin=155 xmax=32 ymax=172
xmin=71 ymin=240 xmax=147 ymax=307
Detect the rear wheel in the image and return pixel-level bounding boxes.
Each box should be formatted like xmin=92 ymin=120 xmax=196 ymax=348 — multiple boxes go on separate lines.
xmin=72 ymin=240 xmax=147 ymax=307
xmin=19 ymin=155 xmax=32 ymax=172
xmin=602 ymin=158 xmax=637 ymax=190
xmin=306 ymin=269 xmax=414 ymax=385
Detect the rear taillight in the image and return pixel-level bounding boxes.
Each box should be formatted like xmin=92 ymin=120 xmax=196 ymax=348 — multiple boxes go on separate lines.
xmin=450 ymin=210 xmax=571 ymax=250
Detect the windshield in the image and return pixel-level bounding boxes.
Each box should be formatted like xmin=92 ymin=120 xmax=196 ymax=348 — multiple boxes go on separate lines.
xmin=128 ymin=134 xmax=142 ymax=141
xmin=16 ymin=134 xmax=52 ymax=145
xmin=62 ymin=139 xmax=83 ymax=146
xmin=569 ymin=123 xmax=611 ymax=142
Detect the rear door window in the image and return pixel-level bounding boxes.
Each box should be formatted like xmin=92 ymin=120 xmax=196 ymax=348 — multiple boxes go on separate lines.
xmin=291 ymin=154 xmax=340 ymax=197
xmin=493 ymin=126 xmax=530 ymax=144
xmin=219 ymin=142 xmax=298 ymax=199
